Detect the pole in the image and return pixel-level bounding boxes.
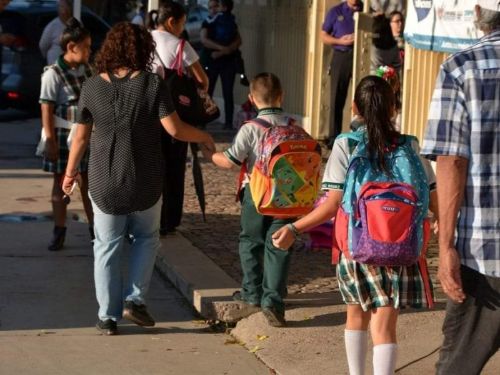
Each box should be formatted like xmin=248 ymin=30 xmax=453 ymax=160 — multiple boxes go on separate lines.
xmin=148 ymin=0 xmax=160 ymax=11
xmin=73 ymin=0 xmax=81 ymax=21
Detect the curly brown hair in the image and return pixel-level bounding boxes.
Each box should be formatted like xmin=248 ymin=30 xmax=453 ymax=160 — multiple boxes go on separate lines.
xmin=94 ymin=22 xmax=155 ymax=73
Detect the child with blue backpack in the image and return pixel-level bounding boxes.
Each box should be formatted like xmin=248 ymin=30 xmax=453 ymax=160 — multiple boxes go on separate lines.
xmin=273 ymin=76 xmax=438 ymax=375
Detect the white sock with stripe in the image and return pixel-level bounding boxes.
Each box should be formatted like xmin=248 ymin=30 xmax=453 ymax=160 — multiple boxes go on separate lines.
xmin=373 ymin=343 xmax=398 ymax=375
xmin=344 ymin=329 xmax=368 ymax=375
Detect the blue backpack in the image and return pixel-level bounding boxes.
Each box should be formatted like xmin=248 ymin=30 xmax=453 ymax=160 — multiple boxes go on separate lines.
xmin=333 ymin=130 xmax=431 ymax=267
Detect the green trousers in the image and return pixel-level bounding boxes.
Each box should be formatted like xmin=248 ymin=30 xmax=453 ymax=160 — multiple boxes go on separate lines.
xmin=239 ymin=187 xmax=293 ymax=314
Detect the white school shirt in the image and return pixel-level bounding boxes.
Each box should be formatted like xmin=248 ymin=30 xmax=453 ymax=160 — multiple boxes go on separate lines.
xmin=151 ymin=30 xmax=199 ymax=77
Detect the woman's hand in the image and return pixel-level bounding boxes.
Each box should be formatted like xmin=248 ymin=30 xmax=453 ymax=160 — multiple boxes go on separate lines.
xmin=272 ymin=225 xmax=296 ymax=251
xmin=62 ymin=172 xmax=81 ymax=196
xmin=44 ymin=138 xmax=59 ymax=162
xmin=201 ymin=134 xmax=216 ymax=154
xmin=200 ymin=143 xmax=215 ymax=160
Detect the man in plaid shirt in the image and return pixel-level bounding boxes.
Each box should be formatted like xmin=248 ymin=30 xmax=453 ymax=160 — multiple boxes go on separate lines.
xmin=422 ymin=1 xmax=500 ymax=373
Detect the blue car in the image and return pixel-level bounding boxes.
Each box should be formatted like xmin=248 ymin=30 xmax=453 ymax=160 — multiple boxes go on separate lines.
xmin=1 ymin=0 xmax=109 ymax=114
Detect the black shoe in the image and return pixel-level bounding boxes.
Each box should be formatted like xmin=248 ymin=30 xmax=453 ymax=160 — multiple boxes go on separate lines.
xmin=123 ymin=301 xmax=155 ymax=327
xmin=232 ymin=291 xmax=260 ymax=307
xmin=262 ymin=307 xmax=286 ymax=327
xmin=48 ymin=226 xmax=66 ymax=251
xmin=240 ymin=74 xmax=250 ymax=87
xmin=96 ymin=319 xmax=118 ymax=335
xmin=125 ymin=233 xmax=134 ymax=244
xmin=89 ymin=225 xmax=95 ymax=243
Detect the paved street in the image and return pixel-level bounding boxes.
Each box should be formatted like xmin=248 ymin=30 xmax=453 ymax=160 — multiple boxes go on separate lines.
xmin=0 ymin=117 xmax=268 ymax=375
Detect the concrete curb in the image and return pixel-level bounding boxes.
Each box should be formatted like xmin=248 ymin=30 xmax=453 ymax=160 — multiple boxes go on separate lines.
xmin=155 ymin=232 xmax=244 ymax=321
xmin=154 ymin=231 xmax=347 ymax=322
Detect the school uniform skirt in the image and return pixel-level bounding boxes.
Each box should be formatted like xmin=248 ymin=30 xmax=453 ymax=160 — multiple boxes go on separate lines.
xmin=337 ymin=254 xmax=434 ymax=312
xmin=43 ymin=128 xmax=89 ymax=174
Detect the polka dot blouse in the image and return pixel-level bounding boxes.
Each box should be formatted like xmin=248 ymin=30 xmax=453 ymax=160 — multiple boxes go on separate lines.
xmin=77 ymin=71 xmax=175 ymax=215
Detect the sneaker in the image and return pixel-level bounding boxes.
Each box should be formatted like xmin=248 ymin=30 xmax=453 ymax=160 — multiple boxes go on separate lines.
xmin=232 ymin=291 xmax=260 ymax=307
xmin=122 ymin=301 xmax=155 ymax=327
xmin=89 ymin=226 xmax=95 ymax=243
xmin=96 ymin=319 xmax=118 ymax=335
xmin=262 ymin=307 xmax=286 ymax=327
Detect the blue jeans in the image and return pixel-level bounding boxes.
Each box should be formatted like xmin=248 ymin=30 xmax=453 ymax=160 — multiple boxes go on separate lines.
xmin=91 ymin=197 xmax=161 ymax=321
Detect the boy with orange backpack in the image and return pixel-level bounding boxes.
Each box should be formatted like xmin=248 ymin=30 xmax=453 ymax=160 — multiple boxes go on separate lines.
xmin=202 ymin=72 xmax=321 ymax=326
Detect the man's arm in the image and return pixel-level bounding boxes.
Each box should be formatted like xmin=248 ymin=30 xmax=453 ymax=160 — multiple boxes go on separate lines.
xmin=436 ymin=155 xmax=468 ymax=303
xmin=320 ymin=30 xmax=354 ymax=47
xmin=39 ymin=23 xmax=52 ymax=58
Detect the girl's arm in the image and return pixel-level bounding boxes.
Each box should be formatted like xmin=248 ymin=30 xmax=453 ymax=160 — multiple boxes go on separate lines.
xmin=40 ymin=103 xmax=58 ymax=162
xmin=187 ymin=60 xmax=209 ymax=92
xmin=272 ymin=190 xmax=343 ymax=250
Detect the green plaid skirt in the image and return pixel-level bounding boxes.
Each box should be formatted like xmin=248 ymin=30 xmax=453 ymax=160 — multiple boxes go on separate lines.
xmin=337 ymin=254 xmax=434 ymax=312
xmin=42 ymin=127 xmax=89 ymax=174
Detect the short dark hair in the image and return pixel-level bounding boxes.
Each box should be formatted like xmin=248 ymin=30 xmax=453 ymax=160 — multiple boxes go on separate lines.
xmin=60 ymin=17 xmax=90 ymax=51
xmin=146 ymin=1 xmax=186 ymax=30
xmin=94 ymin=22 xmax=155 ymax=73
xmin=220 ymin=0 xmax=234 ymax=12
xmin=250 ymin=73 xmax=283 ymax=105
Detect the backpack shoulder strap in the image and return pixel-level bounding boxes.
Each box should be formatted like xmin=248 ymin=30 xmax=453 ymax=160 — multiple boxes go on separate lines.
xmin=243 ymin=117 xmax=273 ymax=129
xmin=336 ymin=131 xmax=365 ymax=143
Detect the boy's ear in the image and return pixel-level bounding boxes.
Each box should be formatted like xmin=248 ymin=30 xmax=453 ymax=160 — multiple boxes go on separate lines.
xmin=279 ymin=91 xmax=284 ymax=105
xmin=248 ymin=93 xmax=255 ymax=106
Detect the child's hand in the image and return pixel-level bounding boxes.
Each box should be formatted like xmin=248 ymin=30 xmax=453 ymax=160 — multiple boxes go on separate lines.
xmin=200 ymin=143 xmax=215 ymax=160
xmin=271 ymin=226 xmax=295 ymax=251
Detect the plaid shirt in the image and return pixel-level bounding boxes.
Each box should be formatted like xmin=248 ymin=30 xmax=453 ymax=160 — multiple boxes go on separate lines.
xmin=421 ymin=30 xmax=500 ymax=278
xmin=40 ymin=56 xmax=93 ymax=123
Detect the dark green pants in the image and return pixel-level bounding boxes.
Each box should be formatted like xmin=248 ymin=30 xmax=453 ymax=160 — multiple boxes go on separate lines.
xmin=239 ymin=188 xmax=293 ymax=314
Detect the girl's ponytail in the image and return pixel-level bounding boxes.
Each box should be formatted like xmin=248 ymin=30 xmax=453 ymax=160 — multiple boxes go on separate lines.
xmin=353 ymin=76 xmax=399 ymax=174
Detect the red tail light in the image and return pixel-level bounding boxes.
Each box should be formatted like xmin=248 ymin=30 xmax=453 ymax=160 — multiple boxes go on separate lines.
xmin=7 ymin=92 xmax=21 ymax=100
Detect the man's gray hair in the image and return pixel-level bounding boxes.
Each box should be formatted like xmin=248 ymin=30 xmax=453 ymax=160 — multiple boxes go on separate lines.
xmin=476 ymin=6 xmax=500 ymax=32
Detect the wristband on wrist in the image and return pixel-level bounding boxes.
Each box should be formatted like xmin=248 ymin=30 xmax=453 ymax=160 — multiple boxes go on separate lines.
xmin=65 ymin=170 xmax=79 ymax=178
xmin=286 ymin=223 xmax=300 ymax=238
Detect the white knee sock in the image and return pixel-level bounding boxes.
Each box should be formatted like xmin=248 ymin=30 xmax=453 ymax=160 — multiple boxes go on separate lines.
xmin=373 ymin=343 xmax=398 ymax=375
xmin=344 ymin=329 xmax=368 ymax=375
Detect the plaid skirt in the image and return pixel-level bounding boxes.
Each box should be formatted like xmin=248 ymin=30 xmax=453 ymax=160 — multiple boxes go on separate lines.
xmin=42 ymin=127 xmax=89 ymax=174
xmin=337 ymin=254 xmax=434 ymax=311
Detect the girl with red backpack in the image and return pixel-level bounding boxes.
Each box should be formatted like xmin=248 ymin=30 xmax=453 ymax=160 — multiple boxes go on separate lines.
xmin=272 ymin=76 xmax=439 ymax=375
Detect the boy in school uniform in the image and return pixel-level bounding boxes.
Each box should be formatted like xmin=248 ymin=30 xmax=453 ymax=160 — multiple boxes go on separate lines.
xmin=202 ymin=73 xmax=295 ymax=327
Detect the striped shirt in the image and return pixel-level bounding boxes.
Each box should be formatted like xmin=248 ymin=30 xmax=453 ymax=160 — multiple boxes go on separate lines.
xmin=421 ymin=30 xmax=500 ymax=277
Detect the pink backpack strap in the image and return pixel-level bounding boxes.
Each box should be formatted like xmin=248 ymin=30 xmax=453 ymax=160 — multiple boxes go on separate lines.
xmin=170 ymin=39 xmax=186 ymax=77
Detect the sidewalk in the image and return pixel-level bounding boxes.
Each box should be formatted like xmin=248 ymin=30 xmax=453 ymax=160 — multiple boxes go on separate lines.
xmin=0 ymin=118 xmax=268 ymax=375
xmin=154 ymin=126 xmax=500 ymax=375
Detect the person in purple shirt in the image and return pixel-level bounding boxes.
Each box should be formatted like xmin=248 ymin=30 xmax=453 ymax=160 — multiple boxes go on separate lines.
xmin=321 ymin=0 xmax=363 ymax=148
